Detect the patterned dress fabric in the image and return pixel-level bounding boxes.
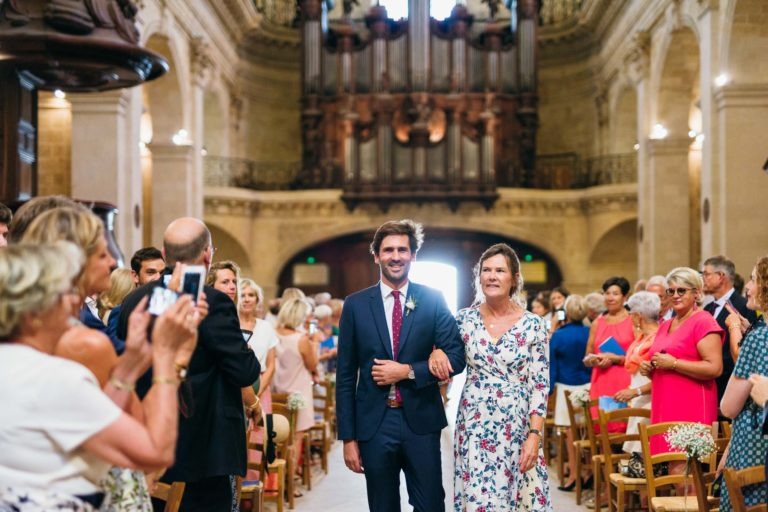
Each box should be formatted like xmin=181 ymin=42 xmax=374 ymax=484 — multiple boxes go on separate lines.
xmin=719 ymin=317 xmax=768 ymax=512
xmin=454 ymin=308 xmax=552 ymax=511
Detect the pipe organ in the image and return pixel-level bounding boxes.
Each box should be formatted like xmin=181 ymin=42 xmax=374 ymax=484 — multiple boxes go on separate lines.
xmin=298 ymin=0 xmax=539 ymax=210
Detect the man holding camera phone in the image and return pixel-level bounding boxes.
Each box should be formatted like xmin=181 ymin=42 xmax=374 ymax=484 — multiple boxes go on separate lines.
xmin=118 ymin=217 xmax=260 ymax=512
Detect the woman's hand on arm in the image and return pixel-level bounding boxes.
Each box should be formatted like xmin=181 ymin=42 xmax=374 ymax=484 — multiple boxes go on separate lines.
xmin=427 ymin=348 xmax=452 ymax=381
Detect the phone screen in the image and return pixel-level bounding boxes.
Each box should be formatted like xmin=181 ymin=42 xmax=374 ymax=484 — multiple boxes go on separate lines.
xmin=181 ymin=266 xmax=205 ymax=304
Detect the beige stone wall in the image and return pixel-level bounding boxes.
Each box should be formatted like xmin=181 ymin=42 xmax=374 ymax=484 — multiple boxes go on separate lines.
xmin=204 ymin=185 xmax=638 ymax=299
xmin=37 ymin=93 xmax=72 ymax=197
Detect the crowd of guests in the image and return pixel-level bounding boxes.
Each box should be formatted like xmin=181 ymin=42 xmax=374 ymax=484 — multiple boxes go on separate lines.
xmin=0 ymin=197 xmax=343 ymax=512
xmin=1 ymin=197 xmax=767 ymax=511
xmin=545 ymin=256 xmax=768 ymax=511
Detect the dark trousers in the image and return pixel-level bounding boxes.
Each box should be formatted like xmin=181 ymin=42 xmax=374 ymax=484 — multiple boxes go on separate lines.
xmin=358 ymin=407 xmax=444 ymax=512
xmin=152 ymin=475 xmax=232 ymax=512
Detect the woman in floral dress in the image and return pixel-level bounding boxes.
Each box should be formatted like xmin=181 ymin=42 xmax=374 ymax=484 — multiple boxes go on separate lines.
xmin=719 ymin=255 xmax=768 ymax=511
xmin=430 ymin=244 xmax=551 ymax=511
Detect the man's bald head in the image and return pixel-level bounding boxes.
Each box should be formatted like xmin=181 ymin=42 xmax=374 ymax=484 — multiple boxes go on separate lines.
xmin=163 ymin=217 xmax=212 ymax=266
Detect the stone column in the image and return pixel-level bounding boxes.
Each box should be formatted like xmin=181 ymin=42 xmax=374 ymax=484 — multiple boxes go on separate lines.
xmin=713 ymin=84 xmax=768 ymax=272
xmin=191 ymin=37 xmax=213 ymax=220
xmin=645 ymin=137 xmax=692 ymax=272
xmin=147 ymin=143 xmax=194 ymax=247
xmin=70 ymin=89 xmax=142 ymax=254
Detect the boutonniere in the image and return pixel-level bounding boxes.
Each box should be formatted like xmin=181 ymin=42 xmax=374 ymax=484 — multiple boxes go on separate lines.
xmin=405 ymin=296 xmax=417 ymax=316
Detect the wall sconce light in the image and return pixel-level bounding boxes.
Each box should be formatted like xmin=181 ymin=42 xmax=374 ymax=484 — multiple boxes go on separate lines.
xmin=650 ymin=123 xmax=668 ymax=140
xmin=54 ymin=89 xmax=66 ymax=99
xmin=172 ymin=129 xmax=191 ymax=146
xmin=714 ymin=74 xmax=729 ymax=87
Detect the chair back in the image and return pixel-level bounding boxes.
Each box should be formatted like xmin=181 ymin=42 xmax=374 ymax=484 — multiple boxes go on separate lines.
xmin=564 ymin=390 xmax=586 ymax=440
xmin=723 ymin=465 xmax=768 ymax=512
xmin=638 ymin=422 xmax=694 ymax=498
xmin=597 ymin=407 xmax=651 ymax=473
xmin=150 ymin=481 xmax=185 ymax=512
xmin=271 ymin=402 xmax=297 ymax=447
xmin=582 ymin=397 xmax=601 ymax=456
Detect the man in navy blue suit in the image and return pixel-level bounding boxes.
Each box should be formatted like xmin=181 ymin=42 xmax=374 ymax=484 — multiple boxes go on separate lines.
xmin=336 ymin=219 xmax=465 ymax=512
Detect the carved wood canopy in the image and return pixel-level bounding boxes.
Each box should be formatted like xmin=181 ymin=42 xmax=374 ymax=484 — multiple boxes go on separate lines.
xmin=296 ymin=0 xmax=539 ymax=211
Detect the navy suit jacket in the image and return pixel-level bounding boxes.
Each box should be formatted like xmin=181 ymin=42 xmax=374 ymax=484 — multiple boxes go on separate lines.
xmin=711 ymin=292 xmax=757 ymax=401
xmin=336 ymin=282 xmax=465 ymax=442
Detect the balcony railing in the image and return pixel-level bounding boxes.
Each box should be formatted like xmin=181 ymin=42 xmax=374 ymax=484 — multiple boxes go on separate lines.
xmin=204 ymin=156 xmax=299 ymax=190
xmin=535 ymin=152 xmax=637 ymax=189
xmin=204 ymin=153 xmax=636 ymax=191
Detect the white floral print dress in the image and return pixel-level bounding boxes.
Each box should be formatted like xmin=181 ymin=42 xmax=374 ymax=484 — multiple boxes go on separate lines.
xmin=454 ymin=308 xmax=552 ymax=512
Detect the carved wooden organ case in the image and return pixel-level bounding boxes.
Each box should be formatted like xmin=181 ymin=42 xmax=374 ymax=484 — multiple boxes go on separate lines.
xmin=297 ymin=0 xmax=539 ymax=210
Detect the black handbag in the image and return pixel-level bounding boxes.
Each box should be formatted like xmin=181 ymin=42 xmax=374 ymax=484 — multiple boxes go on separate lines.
xmin=623 ymin=452 xmax=668 ymax=478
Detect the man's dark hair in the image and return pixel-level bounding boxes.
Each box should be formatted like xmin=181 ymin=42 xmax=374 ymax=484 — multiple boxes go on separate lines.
xmin=8 ymin=195 xmax=85 ymax=243
xmin=703 ymin=255 xmax=736 ymax=284
xmin=164 ymin=228 xmax=211 ymax=265
xmin=0 ymin=202 xmax=11 ymax=225
xmin=602 ymin=276 xmax=631 ymax=296
xmin=130 ymin=246 xmax=164 ymax=273
xmin=733 ymin=273 xmax=745 ymax=296
xmin=370 ymin=219 xmax=424 ymax=256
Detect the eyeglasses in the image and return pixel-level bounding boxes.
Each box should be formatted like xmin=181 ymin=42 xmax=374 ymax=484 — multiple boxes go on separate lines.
xmin=665 ymin=287 xmax=694 ymax=296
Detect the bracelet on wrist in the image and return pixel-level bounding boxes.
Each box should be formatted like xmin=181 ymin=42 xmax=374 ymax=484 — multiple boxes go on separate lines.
xmin=246 ymin=397 xmax=261 ymax=411
xmin=152 ymin=376 xmax=180 ymax=386
xmin=529 ymin=428 xmax=542 ymax=437
xmin=108 ymin=376 xmax=135 ymax=392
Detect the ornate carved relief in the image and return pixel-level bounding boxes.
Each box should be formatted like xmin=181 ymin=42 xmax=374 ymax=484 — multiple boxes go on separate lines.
xmin=624 ymin=31 xmax=650 ymax=85
xmin=191 ymin=36 xmax=214 ymax=86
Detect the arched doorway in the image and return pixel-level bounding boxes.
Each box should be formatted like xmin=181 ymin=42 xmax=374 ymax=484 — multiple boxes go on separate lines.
xmin=277 ymin=229 xmax=563 ymax=308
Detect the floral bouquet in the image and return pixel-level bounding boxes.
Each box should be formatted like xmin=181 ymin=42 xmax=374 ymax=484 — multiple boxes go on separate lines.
xmin=569 ymin=388 xmax=591 ymax=408
xmin=664 ymin=423 xmax=716 ymax=463
xmin=287 ymin=392 xmax=307 ymax=411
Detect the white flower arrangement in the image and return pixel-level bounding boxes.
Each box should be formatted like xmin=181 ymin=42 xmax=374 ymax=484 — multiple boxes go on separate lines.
xmin=286 ymin=392 xmax=307 ymax=411
xmin=405 ymin=296 xmax=417 ymax=316
xmin=569 ymin=388 xmax=591 ymax=408
xmin=664 ymin=423 xmax=716 ymax=464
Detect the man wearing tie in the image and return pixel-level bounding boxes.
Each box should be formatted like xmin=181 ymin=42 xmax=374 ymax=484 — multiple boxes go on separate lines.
xmin=336 ymin=219 xmax=465 ymax=511
xmin=701 ymin=255 xmax=757 ymax=406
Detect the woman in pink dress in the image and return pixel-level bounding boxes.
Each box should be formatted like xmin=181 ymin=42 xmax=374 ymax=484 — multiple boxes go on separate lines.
xmin=273 ymin=298 xmax=318 ymax=475
xmin=584 ymin=276 xmax=634 ymax=432
xmin=639 ymin=267 xmax=723 ymax=465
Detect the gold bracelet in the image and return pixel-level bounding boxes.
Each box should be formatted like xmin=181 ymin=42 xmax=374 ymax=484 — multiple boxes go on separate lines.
xmin=152 ymin=376 xmax=180 ymax=386
xmin=108 ymin=376 xmax=135 ymax=392
xmin=246 ymin=397 xmax=261 ymax=411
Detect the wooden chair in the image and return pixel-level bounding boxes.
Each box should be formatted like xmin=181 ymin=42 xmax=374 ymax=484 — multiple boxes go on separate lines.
xmin=689 ymin=423 xmax=729 ymax=512
xmin=583 ymin=397 xmax=606 ymax=508
xmin=308 ymin=383 xmax=331 ymax=474
xmin=543 ymin=392 xmax=557 ymax=467
xmin=723 ymin=465 xmax=768 ymax=512
xmin=639 ymin=421 xmax=697 ymax=511
xmin=150 ymin=481 xmax=185 ymax=512
xmin=271 ymin=399 xmax=299 ymax=510
xmin=564 ymin=390 xmax=594 ymax=506
xmin=598 ymin=407 xmax=651 ymax=512
xmin=720 ymin=420 xmax=732 ymax=440
xmin=239 ymin=414 xmax=287 ymax=512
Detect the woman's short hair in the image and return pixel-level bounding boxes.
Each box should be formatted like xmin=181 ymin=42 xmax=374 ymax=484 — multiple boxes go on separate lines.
xmin=98 ymin=268 xmax=135 ymax=317
xmin=584 ymin=292 xmax=606 ymax=314
xmin=20 ymin=207 xmax=103 ymax=258
xmin=0 ymin=243 xmax=84 ymax=340
xmin=472 ymin=243 xmax=524 ymax=305
xmin=239 ymin=278 xmax=264 ymax=306
xmin=206 ymin=260 xmax=241 ymax=287
xmin=666 ymin=267 xmax=703 ymax=295
xmin=281 ymin=287 xmax=306 ymax=301
xmin=277 ymin=298 xmax=311 ymax=330
xmin=314 ymin=304 xmax=333 ymax=320
xmin=752 ymin=255 xmax=768 ymax=311
xmin=564 ymin=294 xmax=587 ymax=322
xmin=602 ymin=276 xmax=630 ymax=295
xmin=626 ymin=291 xmax=661 ymax=321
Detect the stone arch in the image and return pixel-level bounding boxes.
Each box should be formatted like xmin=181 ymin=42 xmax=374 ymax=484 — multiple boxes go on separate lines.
xmin=654 ymin=27 xmax=700 ymax=137
xmin=609 ymin=86 xmax=638 ymax=154
xmin=208 ymin=223 xmax=252 ymax=277
xmin=588 ymin=219 xmax=638 ymax=286
xmin=722 ymin=0 xmax=768 ymax=84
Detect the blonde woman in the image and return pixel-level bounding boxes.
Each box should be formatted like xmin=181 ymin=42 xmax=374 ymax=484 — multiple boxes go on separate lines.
xmin=273 ymin=298 xmax=318 ymax=482
xmin=99 ymin=268 xmax=135 ymax=324
xmin=0 ymin=243 xmax=197 ymax=511
xmin=206 ymin=260 xmax=240 ymax=305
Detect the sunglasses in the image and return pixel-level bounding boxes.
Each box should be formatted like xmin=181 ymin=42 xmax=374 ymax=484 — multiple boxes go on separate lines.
xmin=665 ymin=287 xmax=693 ymax=296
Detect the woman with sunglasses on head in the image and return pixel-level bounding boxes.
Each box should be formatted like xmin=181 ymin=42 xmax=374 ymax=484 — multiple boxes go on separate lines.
xmin=639 ymin=267 xmax=723 ymax=478
xmin=717 ymin=256 xmax=768 ymax=512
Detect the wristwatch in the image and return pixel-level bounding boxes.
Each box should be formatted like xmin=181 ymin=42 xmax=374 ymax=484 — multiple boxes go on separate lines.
xmin=407 ymin=364 xmax=415 ymax=380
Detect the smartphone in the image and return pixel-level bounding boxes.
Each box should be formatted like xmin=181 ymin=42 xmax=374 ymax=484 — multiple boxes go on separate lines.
xmin=308 ymin=319 xmax=318 ymax=336
xmin=556 ymin=309 xmax=566 ymax=322
xmin=148 ymin=287 xmax=178 ymax=316
xmin=181 ymin=265 xmax=205 ymax=304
